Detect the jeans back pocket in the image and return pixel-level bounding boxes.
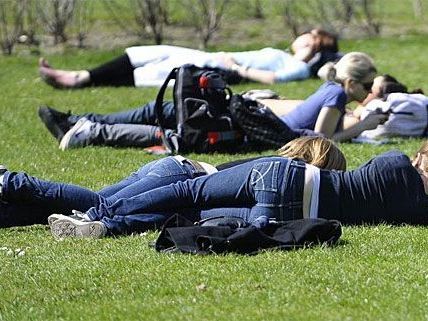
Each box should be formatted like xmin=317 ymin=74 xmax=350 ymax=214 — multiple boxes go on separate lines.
xmin=147 ymin=157 xmax=186 ymax=178
xmin=250 ymin=161 xmax=280 ymax=192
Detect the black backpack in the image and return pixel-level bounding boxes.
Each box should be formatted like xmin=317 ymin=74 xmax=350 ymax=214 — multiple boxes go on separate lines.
xmin=154 ymin=64 xmax=244 ymax=153
xmin=228 ymin=94 xmax=302 ymax=149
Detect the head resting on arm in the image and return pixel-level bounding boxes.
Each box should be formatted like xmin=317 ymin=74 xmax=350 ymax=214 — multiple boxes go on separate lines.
xmin=277 ymin=136 xmax=346 ymax=170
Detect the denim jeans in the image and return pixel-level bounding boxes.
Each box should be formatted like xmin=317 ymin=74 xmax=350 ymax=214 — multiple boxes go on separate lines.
xmin=0 ymin=157 xmax=206 ymax=232
xmin=0 ymin=171 xmax=101 ymax=227
xmin=67 ymin=101 xmax=176 ymax=148
xmin=87 ymin=157 xmax=306 ymax=228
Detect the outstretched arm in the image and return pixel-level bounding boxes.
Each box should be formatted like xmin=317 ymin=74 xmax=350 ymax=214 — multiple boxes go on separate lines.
xmin=231 ymin=63 xmax=276 ymax=84
xmin=221 ymin=53 xmax=276 ymax=84
xmin=314 ymin=107 xmax=389 ymax=142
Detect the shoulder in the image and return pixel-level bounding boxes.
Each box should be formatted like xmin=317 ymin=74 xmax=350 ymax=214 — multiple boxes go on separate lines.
xmin=366 ymin=150 xmax=412 ymax=168
xmin=374 ymin=150 xmax=409 ymax=160
xmin=318 ymin=82 xmax=346 ymax=95
xmin=313 ymin=82 xmax=347 ymax=108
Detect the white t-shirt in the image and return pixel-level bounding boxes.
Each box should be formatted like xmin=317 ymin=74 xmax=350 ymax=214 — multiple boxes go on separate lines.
xmin=125 ymin=45 xmax=310 ymax=87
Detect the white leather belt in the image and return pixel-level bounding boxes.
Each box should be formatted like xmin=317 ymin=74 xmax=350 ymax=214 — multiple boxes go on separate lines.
xmin=302 ymin=164 xmax=320 ymax=219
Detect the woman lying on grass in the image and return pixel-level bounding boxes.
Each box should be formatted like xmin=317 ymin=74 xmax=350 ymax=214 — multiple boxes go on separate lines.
xmin=344 ymin=74 xmax=425 ymax=127
xmin=276 ymin=51 xmax=388 ymax=142
xmin=38 ymin=29 xmax=340 ymax=88
xmin=38 ymin=52 xmax=387 ymax=151
xmin=0 ymin=137 xmax=345 ymax=233
xmin=49 ymin=140 xmax=428 ymax=239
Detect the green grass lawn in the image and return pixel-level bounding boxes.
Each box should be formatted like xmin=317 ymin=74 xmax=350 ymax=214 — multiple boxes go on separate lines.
xmin=1 ymin=36 xmax=428 ymax=321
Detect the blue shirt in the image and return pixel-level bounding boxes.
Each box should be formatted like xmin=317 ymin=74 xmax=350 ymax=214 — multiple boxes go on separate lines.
xmin=319 ymin=151 xmax=428 ymax=224
xmin=280 ymin=82 xmax=347 ymax=131
xmin=231 ymin=48 xmax=311 ymax=82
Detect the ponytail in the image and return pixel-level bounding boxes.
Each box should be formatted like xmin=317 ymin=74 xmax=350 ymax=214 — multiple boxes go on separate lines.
xmin=317 ymin=61 xmax=336 ymax=81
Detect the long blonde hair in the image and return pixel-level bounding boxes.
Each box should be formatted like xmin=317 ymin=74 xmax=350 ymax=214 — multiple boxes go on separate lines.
xmin=326 ymin=52 xmax=376 ymax=83
xmin=277 ymin=136 xmax=346 ymax=170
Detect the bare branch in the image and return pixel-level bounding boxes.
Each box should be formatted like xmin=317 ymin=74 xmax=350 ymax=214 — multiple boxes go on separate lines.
xmin=181 ymin=0 xmax=230 ymax=49
xmin=36 ymin=0 xmax=77 ymax=44
xmin=74 ymin=0 xmax=94 ymax=48
xmin=0 ymin=0 xmax=26 ymax=55
xmin=102 ymin=0 xmax=167 ymax=44
xmin=101 ymin=0 xmax=134 ymax=35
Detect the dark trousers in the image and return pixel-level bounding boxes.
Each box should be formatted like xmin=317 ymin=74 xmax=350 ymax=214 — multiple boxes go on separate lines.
xmin=88 ymin=54 xmax=135 ymax=87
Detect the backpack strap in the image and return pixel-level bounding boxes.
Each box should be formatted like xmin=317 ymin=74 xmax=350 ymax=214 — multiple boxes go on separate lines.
xmin=155 ymin=67 xmax=178 ymax=130
xmin=154 ymin=67 xmax=179 ymax=154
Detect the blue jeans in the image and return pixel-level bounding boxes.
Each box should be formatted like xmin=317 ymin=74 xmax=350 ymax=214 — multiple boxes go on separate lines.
xmin=0 ymin=157 xmax=206 ymax=232
xmin=87 ymin=157 xmax=306 ymax=228
xmin=0 ymin=171 xmax=101 ymax=227
xmin=67 ymin=101 xmax=176 ymax=148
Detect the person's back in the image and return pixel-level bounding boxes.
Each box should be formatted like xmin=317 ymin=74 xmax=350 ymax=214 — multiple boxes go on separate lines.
xmin=280 ymin=81 xmax=347 ymax=130
xmin=319 ymin=151 xmax=428 ymax=224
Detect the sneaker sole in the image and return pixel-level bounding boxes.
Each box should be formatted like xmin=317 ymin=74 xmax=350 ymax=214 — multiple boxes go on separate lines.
xmin=51 ymin=219 xmax=106 ymax=239
xmin=59 ymin=118 xmax=88 ymax=151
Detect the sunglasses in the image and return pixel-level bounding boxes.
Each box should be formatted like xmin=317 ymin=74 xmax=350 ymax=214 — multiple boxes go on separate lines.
xmin=361 ymin=80 xmax=373 ymax=91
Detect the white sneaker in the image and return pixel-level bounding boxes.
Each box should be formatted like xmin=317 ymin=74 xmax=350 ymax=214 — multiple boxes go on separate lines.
xmin=51 ymin=217 xmax=107 ymax=239
xmin=48 ymin=213 xmax=69 ymax=226
xmin=59 ymin=117 xmax=93 ymax=151
xmin=47 ymin=211 xmax=90 ymax=226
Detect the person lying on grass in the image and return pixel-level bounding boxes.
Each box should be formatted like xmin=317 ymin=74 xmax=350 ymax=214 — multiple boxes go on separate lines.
xmin=343 ymin=74 xmax=425 ymax=128
xmin=38 ymin=29 xmax=340 ymax=88
xmin=49 ymin=139 xmax=428 ymax=239
xmin=38 ymin=52 xmax=387 ymax=151
xmin=0 ymin=137 xmax=345 ymax=233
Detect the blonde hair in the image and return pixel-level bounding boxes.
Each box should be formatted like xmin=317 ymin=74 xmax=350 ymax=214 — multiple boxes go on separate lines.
xmin=326 ymin=52 xmax=376 ymax=83
xmin=414 ymin=140 xmax=428 ymax=164
xmin=277 ymin=136 xmax=346 ymax=170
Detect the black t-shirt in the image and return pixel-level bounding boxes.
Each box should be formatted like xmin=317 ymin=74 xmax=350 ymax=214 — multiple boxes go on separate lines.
xmin=216 ymin=156 xmax=269 ymax=171
xmin=319 ymin=151 xmax=428 ymax=224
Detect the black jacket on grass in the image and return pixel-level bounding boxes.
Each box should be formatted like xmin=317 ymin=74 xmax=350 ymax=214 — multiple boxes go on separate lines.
xmin=155 ymin=214 xmax=342 ymax=255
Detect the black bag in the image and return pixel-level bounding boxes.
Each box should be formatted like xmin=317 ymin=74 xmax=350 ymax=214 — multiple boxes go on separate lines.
xmin=228 ymin=94 xmax=301 ymax=149
xmin=154 ymin=214 xmax=342 ymax=255
xmin=154 ymin=64 xmax=244 ymax=153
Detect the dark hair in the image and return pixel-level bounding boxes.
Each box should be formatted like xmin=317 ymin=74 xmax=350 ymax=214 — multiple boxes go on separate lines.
xmin=381 ymin=82 xmax=408 ymax=96
xmin=379 ymin=74 xmax=424 ymax=97
xmin=313 ymin=29 xmax=339 ymax=53
xmin=382 ymin=74 xmax=399 ymax=83
xmin=301 ymin=28 xmax=339 ymax=53
xmin=410 ymin=88 xmax=425 ymax=94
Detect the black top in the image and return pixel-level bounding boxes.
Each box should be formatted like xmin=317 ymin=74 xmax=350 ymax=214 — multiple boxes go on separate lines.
xmin=319 ymin=151 xmax=428 ymax=224
xmin=216 ymin=156 xmax=268 ymax=171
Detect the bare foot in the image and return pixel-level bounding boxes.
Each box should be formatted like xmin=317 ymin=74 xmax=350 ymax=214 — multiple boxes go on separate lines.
xmin=39 ymin=57 xmax=51 ymax=68
xmin=38 ymin=58 xmax=90 ymax=89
